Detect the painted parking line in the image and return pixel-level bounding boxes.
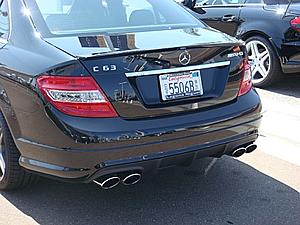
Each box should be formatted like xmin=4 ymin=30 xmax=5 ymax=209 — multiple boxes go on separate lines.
xmin=256 ymin=135 xmax=300 ymax=166
xmin=255 ymin=89 xmax=300 ymax=166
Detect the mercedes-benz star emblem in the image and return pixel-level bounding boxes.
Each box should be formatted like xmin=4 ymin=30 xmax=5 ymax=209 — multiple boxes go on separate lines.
xmin=179 ymin=51 xmax=191 ymax=66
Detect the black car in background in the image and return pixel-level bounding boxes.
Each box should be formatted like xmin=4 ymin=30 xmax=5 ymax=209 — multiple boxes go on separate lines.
xmin=184 ymin=0 xmax=300 ymax=87
xmin=0 ymin=0 xmax=261 ymax=190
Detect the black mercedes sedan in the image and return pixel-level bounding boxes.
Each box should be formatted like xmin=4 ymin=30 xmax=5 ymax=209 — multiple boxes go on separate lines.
xmin=0 ymin=0 xmax=261 ymax=190
xmin=184 ymin=0 xmax=300 ymax=87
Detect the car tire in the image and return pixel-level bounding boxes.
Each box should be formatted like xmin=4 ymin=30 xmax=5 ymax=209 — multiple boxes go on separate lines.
xmin=245 ymin=36 xmax=282 ymax=88
xmin=0 ymin=112 xmax=38 ymax=190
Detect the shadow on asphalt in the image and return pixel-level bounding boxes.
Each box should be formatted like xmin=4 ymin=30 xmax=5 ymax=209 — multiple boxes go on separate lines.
xmin=263 ymin=75 xmax=300 ymax=98
xmin=1 ymin=157 xmax=300 ymax=225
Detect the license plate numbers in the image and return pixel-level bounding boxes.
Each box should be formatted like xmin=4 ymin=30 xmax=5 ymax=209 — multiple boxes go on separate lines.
xmin=159 ymin=71 xmax=203 ymax=101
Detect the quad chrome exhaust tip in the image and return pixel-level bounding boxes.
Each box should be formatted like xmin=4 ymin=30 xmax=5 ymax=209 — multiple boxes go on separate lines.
xmin=231 ymin=147 xmax=247 ymax=157
xmin=230 ymin=143 xmax=258 ymax=157
xmin=245 ymin=144 xmax=257 ymax=153
xmin=93 ymin=176 xmax=121 ymax=190
xmin=122 ymin=173 xmax=142 ymax=186
xmin=93 ymin=172 xmax=142 ymax=189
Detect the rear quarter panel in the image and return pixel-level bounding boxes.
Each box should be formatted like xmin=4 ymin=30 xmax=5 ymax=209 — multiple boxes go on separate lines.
xmin=0 ymin=0 xmax=75 ymax=141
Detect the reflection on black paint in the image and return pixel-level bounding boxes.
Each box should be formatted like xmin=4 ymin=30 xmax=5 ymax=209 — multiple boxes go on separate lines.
xmin=79 ymin=34 xmax=137 ymax=51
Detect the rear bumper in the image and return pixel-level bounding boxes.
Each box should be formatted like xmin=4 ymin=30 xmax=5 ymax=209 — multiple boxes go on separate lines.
xmin=281 ymin=41 xmax=300 ymax=74
xmin=282 ymin=61 xmax=300 ymax=74
xmin=19 ymin=129 xmax=259 ymax=183
xmin=16 ymin=90 xmax=262 ymax=183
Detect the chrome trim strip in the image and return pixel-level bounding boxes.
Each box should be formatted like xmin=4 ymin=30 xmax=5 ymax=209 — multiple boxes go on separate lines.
xmin=125 ymin=61 xmax=231 ymax=77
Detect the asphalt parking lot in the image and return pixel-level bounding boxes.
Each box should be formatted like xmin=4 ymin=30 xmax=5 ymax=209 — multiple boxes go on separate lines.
xmin=0 ymin=76 xmax=299 ymax=225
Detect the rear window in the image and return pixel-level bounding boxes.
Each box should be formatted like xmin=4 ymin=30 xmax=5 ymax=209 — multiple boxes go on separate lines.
xmin=287 ymin=0 xmax=300 ymax=14
xmin=244 ymin=0 xmax=298 ymax=4
xmin=25 ymin=0 xmax=201 ymax=37
xmin=262 ymin=0 xmax=300 ymax=14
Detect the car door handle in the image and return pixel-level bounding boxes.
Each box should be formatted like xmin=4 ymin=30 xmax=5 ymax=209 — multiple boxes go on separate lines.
xmin=222 ymin=15 xmax=237 ymax=22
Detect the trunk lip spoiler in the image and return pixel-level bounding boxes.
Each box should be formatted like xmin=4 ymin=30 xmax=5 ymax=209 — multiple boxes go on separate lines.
xmin=76 ymin=42 xmax=244 ymax=60
xmin=125 ymin=61 xmax=231 ymax=78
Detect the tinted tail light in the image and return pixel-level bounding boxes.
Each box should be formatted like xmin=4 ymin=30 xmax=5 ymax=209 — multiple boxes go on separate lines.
xmin=290 ymin=17 xmax=300 ymax=32
xmin=238 ymin=58 xmax=252 ymax=97
xmin=37 ymin=76 xmax=118 ymax=118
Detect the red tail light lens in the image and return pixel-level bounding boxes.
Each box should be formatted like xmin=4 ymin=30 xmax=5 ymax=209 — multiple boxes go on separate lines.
xmin=238 ymin=58 xmax=253 ymax=97
xmin=291 ymin=17 xmax=300 ymax=32
xmin=37 ymin=76 xmax=118 ymax=118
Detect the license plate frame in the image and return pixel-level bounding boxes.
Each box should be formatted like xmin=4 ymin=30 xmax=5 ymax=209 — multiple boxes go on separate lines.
xmin=159 ymin=70 xmax=204 ymax=101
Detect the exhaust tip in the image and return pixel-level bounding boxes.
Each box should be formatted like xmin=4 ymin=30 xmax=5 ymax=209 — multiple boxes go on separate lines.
xmin=246 ymin=144 xmax=257 ymax=153
xmin=232 ymin=148 xmax=246 ymax=157
xmin=122 ymin=173 xmax=142 ymax=186
xmin=93 ymin=176 xmax=120 ymax=190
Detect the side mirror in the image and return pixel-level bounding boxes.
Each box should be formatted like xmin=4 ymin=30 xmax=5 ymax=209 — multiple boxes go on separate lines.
xmin=175 ymin=0 xmax=206 ymax=14
xmin=0 ymin=10 xmax=8 ymax=17
xmin=175 ymin=0 xmax=195 ymax=8
xmin=182 ymin=0 xmax=196 ymax=8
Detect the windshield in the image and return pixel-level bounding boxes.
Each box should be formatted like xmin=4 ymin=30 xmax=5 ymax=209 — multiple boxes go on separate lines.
xmin=25 ymin=0 xmax=201 ymax=37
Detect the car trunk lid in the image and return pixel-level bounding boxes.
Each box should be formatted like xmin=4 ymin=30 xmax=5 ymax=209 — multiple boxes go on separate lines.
xmin=45 ymin=28 xmax=246 ymax=119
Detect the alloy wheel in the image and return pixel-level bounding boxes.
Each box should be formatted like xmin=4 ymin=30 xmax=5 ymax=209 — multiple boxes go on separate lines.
xmin=0 ymin=126 xmax=6 ymax=181
xmin=246 ymin=40 xmax=271 ymax=84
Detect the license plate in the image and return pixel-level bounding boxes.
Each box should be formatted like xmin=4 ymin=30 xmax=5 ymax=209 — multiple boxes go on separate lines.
xmin=159 ymin=70 xmax=203 ymax=101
